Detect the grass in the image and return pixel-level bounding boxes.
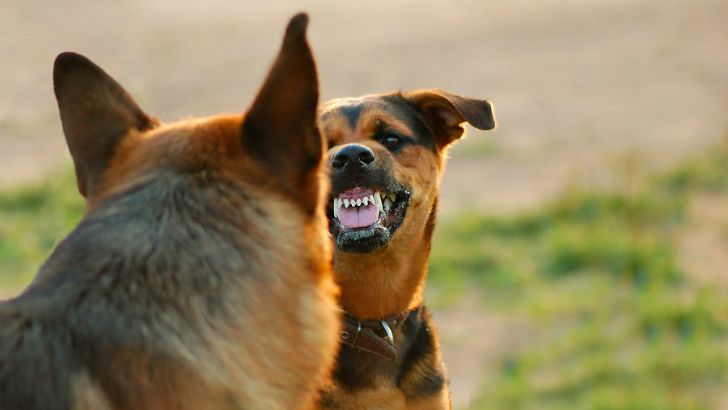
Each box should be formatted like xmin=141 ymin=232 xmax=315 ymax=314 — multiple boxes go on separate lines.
xmin=0 ymin=138 xmax=727 ymax=409
xmin=428 ymin=137 xmax=728 ymax=409
xmin=0 ymin=168 xmax=84 ymax=293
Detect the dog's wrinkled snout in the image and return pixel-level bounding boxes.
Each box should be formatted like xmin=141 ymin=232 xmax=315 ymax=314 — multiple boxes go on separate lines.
xmin=331 ymin=144 xmax=375 ymax=172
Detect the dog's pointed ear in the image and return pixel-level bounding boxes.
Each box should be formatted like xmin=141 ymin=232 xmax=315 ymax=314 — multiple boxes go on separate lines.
xmin=54 ymin=52 xmax=157 ymax=198
xmin=241 ymin=13 xmax=323 ymax=210
xmin=403 ymin=89 xmax=496 ymax=149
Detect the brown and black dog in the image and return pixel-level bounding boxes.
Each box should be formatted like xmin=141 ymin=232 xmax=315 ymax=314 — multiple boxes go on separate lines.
xmin=317 ymin=90 xmax=495 ymax=409
xmin=0 ymin=14 xmax=339 ymax=410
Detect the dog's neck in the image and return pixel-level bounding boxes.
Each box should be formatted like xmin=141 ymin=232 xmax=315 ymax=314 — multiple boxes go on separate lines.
xmin=31 ymin=178 xmax=308 ymax=300
xmin=334 ymin=200 xmax=437 ymax=320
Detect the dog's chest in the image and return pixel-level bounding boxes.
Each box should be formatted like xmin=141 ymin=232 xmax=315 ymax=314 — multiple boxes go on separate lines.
xmin=321 ymin=384 xmax=450 ymax=410
xmin=321 ymin=381 xmax=407 ymax=410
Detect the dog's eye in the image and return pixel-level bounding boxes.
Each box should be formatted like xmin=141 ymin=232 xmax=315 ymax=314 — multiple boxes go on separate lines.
xmin=378 ymin=134 xmax=409 ymax=152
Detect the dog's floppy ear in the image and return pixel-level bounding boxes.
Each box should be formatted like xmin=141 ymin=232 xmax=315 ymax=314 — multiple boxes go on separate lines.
xmin=241 ymin=13 xmax=323 ymax=210
xmin=54 ymin=52 xmax=156 ymax=198
xmin=403 ymin=89 xmax=495 ymax=149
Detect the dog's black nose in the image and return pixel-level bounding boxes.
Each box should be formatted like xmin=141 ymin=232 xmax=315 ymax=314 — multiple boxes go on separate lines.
xmin=331 ymin=144 xmax=375 ymax=170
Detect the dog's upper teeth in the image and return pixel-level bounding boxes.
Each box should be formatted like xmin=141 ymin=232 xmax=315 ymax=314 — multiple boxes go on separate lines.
xmin=337 ymin=192 xmax=385 ymax=212
xmin=373 ymin=192 xmax=383 ymax=212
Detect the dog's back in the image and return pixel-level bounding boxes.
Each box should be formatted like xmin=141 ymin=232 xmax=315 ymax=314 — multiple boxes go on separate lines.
xmin=0 ymin=13 xmax=338 ymax=410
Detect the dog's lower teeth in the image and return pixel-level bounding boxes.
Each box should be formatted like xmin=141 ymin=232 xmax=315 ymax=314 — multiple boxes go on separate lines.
xmin=383 ymin=198 xmax=393 ymax=211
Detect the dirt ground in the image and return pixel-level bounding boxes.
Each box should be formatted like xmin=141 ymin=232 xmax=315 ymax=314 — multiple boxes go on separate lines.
xmin=2 ymin=0 xmax=728 ymax=407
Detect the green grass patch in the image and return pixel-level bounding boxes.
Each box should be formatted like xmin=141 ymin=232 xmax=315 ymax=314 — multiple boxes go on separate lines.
xmin=429 ymin=188 xmax=685 ymax=303
xmin=429 ymin=137 xmax=728 ymax=409
xmin=0 ymin=136 xmax=726 ymax=408
xmin=0 ymin=168 xmax=84 ymax=294
xmin=657 ymin=138 xmax=728 ymax=194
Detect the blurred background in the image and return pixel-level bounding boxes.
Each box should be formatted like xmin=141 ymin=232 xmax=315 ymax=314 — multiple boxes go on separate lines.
xmin=1 ymin=0 xmax=727 ymax=408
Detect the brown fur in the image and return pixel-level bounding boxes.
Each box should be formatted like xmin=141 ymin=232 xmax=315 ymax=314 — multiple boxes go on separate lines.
xmin=318 ymin=90 xmax=495 ymax=409
xmin=0 ymin=13 xmax=338 ymax=410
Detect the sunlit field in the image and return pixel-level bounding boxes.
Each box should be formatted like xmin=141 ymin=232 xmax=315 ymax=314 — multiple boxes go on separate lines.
xmin=3 ymin=1 xmax=728 ymax=407
xmin=429 ymin=137 xmax=728 ymax=409
xmin=2 ymin=137 xmax=726 ymax=409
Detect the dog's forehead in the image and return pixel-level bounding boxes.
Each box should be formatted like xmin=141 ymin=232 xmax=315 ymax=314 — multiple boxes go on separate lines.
xmin=321 ymin=94 xmax=431 ymax=144
xmin=114 ymin=114 xmax=243 ymax=172
xmin=321 ymin=96 xmax=385 ymax=127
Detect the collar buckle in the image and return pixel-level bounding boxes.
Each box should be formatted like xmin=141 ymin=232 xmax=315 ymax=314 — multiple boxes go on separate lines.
xmin=380 ymin=320 xmax=394 ymax=346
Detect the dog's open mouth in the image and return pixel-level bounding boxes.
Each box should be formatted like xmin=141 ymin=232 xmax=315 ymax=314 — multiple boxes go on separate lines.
xmin=327 ymin=186 xmax=411 ymax=253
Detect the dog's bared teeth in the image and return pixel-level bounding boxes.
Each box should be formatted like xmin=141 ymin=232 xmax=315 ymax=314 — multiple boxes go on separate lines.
xmin=333 ymin=199 xmax=340 ymax=218
xmin=369 ymin=194 xmax=375 ymax=204
xmin=344 ymin=199 xmax=350 ymax=208
xmin=373 ymin=192 xmax=383 ymax=212
xmin=383 ymin=197 xmax=393 ymax=212
xmin=363 ymin=196 xmax=369 ymax=206
xmin=356 ymin=198 xmax=362 ymax=207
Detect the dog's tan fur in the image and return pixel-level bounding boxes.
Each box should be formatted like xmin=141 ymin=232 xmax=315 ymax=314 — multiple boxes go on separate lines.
xmin=318 ymin=90 xmax=495 ymax=409
xmin=0 ymin=14 xmax=338 ymax=410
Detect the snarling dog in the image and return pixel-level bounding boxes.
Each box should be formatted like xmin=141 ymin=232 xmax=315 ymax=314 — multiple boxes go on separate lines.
xmin=0 ymin=14 xmax=339 ymax=410
xmin=317 ymin=90 xmax=495 ymax=409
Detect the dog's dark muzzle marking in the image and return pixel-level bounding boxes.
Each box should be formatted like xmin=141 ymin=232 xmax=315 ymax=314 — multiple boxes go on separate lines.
xmin=327 ymin=144 xmax=412 ymax=253
xmin=328 ymin=187 xmax=411 ymax=253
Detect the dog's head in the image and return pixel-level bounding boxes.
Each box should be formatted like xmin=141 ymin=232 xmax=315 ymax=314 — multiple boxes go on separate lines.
xmin=322 ymin=90 xmax=495 ymax=253
xmin=54 ymin=13 xmax=324 ymax=222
